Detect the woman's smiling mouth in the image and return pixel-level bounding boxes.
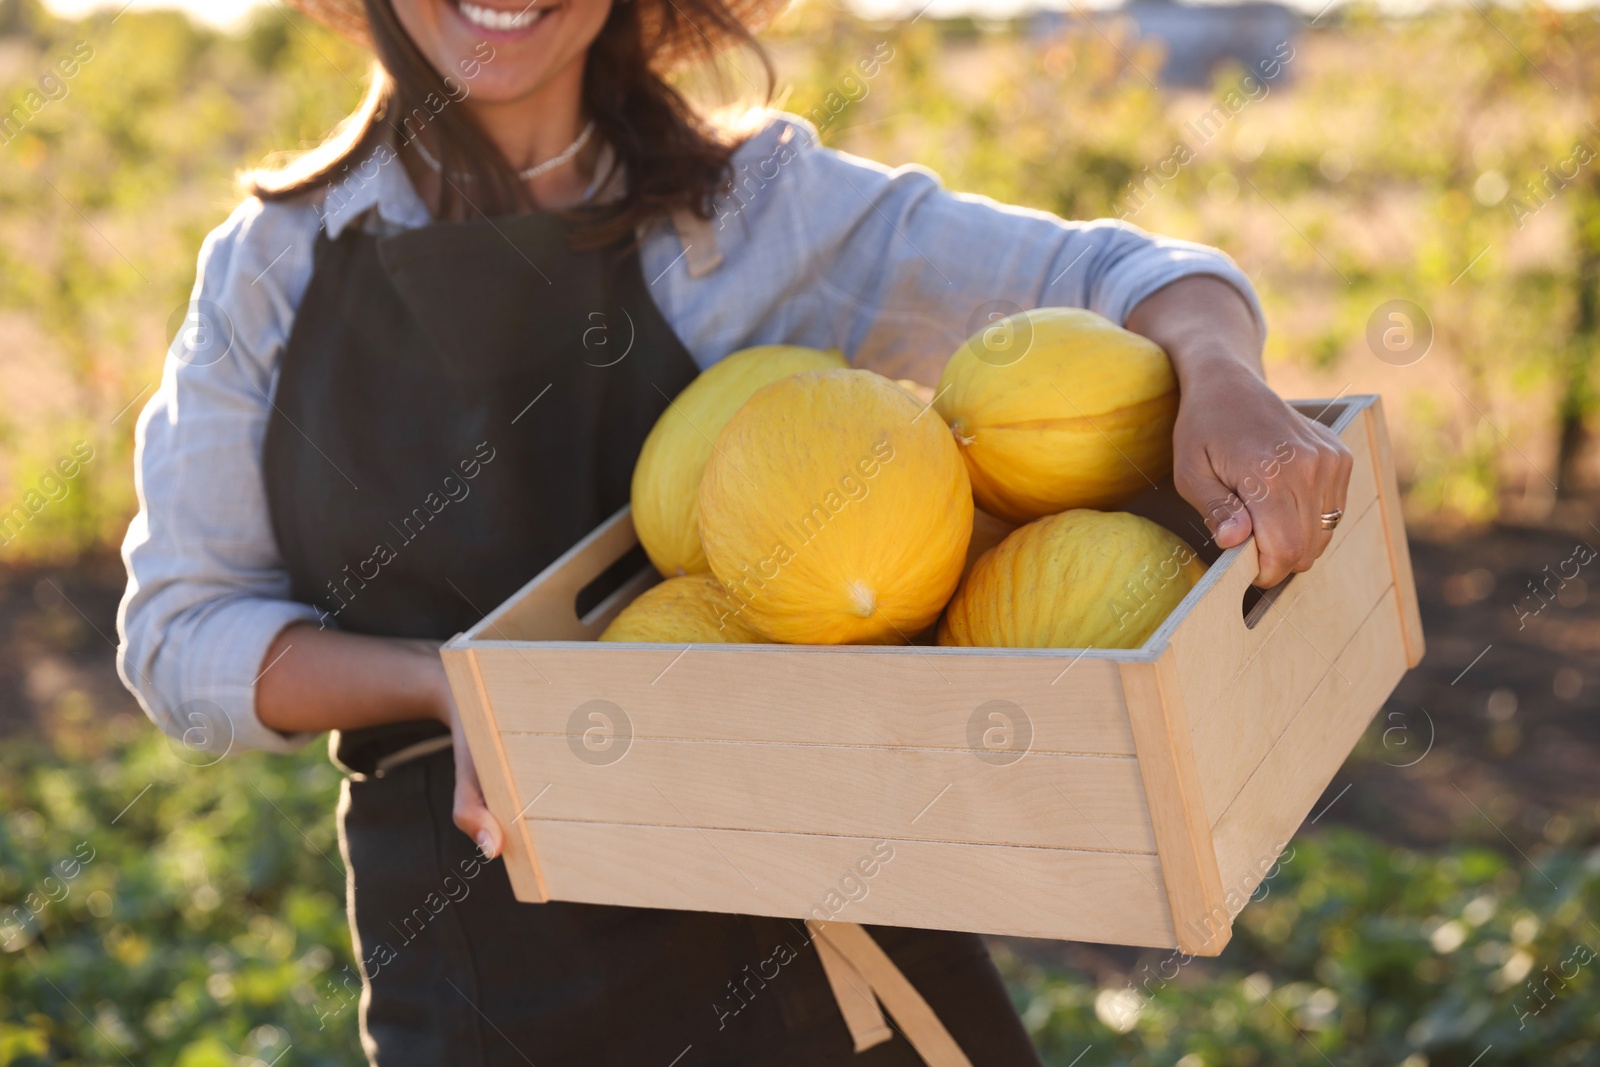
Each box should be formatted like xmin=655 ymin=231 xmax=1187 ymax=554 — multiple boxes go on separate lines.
xmin=452 ymin=0 xmax=547 ymax=34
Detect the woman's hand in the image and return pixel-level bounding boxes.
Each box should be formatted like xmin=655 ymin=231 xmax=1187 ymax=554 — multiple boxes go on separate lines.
xmin=1125 ymin=276 xmax=1353 ymax=588
xmin=257 ymin=624 xmax=504 ymax=858
xmin=419 ymin=647 xmax=505 ymax=861
xmin=1171 ymin=365 xmax=1353 ymax=587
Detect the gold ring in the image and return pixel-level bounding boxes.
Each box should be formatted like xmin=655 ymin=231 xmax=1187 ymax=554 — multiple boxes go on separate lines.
xmin=1319 ymin=508 xmax=1344 ymax=531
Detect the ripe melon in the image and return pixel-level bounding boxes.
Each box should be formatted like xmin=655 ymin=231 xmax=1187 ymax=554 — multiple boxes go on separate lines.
xmin=632 ymin=344 xmax=848 ymax=577
xmin=938 ymin=510 xmax=1205 ymax=650
xmin=598 ymin=575 xmax=766 ymax=643
xmin=934 ymin=307 xmax=1178 ymax=523
xmin=699 ymin=369 xmax=973 ymax=644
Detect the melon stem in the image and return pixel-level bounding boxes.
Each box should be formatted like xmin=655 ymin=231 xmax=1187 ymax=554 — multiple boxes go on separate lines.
xmin=847 ymin=580 xmax=877 ymax=618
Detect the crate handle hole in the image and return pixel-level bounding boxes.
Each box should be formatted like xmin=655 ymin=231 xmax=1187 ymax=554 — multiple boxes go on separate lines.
xmin=1241 ymin=574 xmax=1295 ymax=629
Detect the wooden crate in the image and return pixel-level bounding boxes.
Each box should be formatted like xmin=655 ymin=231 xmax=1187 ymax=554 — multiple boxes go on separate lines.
xmin=441 ymin=394 xmax=1423 ymax=955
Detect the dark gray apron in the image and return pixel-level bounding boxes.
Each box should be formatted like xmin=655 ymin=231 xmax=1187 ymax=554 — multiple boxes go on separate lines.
xmin=260 ymin=204 xmax=1043 ymax=1066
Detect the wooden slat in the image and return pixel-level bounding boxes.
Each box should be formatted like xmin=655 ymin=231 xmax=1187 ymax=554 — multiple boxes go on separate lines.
xmin=1119 ymin=652 xmax=1229 ymax=956
xmin=1152 ymin=536 xmax=1257 ymax=712
xmin=504 ymin=736 xmax=1155 ymax=851
xmin=529 ymin=823 xmax=1176 ymax=946
xmin=439 ymin=643 xmax=548 ymax=902
xmin=1211 ymin=588 xmax=1408 ymax=905
xmin=1361 ymin=397 xmax=1426 ymax=667
xmin=472 ymin=648 xmax=1138 ymax=755
xmin=1191 ymin=500 xmax=1394 ymax=825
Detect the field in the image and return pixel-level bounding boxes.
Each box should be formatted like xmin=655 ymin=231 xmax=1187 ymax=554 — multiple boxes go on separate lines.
xmin=1 ymin=0 xmax=1599 ymax=1063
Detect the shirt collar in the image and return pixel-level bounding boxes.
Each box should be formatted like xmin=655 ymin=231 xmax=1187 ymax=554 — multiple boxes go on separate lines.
xmin=319 ymin=134 xmax=626 ymax=239
xmin=318 ymin=136 xmax=431 ymax=240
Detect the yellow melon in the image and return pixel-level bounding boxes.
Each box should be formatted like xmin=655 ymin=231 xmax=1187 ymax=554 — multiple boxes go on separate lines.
xmin=938 ymin=510 xmax=1206 ymax=649
xmin=633 ymin=344 xmax=848 ymax=577
xmin=699 ymin=368 xmax=973 ymax=644
xmin=934 ymin=307 xmax=1177 ymax=523
xmin=598 ymin=575 xmax=767 ymax=643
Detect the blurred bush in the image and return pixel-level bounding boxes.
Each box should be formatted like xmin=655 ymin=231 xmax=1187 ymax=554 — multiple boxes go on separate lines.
xmin=770 ymin=2 xmax=1600 ymax=524
xmin=1 ymin=0 xmax=1599 ymax=558
xmin=1004 ymin=831 xmax=1600 ymax=1065
xmin=0 ymin=0 xmax=368 ymax=562
xmin=4 ymin=720 xmax=1598 ymax=1064
xmin=0 ymin=726 xmax=357 ymax=1066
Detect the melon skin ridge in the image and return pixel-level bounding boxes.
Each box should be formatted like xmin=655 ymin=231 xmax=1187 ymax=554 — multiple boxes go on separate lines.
xmin=599 ymin=574 xmax=767 ymax=643
xmin=698 ymin=368 xmax=973 ymax=645
xmin=934 ymin=307 xmax=1179 ymax=524
xmin=938 ymin=509 xmax=1206 ymax=650
xmin=631 ymin=345 xmax=848 ymax=578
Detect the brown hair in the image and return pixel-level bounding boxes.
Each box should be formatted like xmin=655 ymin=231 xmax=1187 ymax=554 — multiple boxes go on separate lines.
xmin=250 ymin=0 xmax=771 ymax=245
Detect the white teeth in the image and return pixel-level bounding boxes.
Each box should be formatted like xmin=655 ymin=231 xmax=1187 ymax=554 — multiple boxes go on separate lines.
xmin=457 ymin=1 xmax=545 ymax=30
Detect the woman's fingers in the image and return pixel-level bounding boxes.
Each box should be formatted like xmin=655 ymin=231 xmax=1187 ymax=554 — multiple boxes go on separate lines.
xmin=1297 ymin=432 xmax=1351 ymax=569
xmin=421 ymin=648 xmax=505 ymax=860
xmin=451 ymin=736 xmax=503 ymax=859
xmin=1289 ymin=422 xmax=1353 ymax=578
xmin=1243 ymin=419 xmax=1354 ymax=587
xmin=1249 ymin=477 xmax=1314 ymax=588
xmin=1174 ymin=404 xmax=1354 ymax=589
xmin=1175 ymin=460 xmax=1254 ymax=550
xmin=412 ymin=643 xmax=505 ymax=857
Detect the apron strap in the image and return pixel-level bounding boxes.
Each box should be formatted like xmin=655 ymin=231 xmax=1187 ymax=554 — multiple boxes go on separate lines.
xmin=807 ymin=921 xmax=975 ymax=1067
xmin=812 ymin=923 xmax=894 ymax=1051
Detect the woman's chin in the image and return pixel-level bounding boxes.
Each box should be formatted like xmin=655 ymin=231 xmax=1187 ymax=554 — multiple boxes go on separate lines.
xmin=428 ymin=2 xmax=592 ymax=98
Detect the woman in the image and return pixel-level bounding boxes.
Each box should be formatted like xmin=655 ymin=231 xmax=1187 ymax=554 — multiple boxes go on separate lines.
xmin=116 ymin=0 xmax=1352 ymax=1061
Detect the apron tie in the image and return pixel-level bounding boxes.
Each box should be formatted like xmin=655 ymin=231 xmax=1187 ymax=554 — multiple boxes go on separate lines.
xmin=808 ymin=920 xmax=975 ymax=1066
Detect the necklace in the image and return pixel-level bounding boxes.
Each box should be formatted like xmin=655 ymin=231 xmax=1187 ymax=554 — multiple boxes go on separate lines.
xmin=410 ymin=120 xmax=597 ymax=182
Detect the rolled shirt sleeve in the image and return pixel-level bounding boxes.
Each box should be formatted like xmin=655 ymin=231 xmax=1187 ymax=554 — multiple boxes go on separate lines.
xmin=117 ymin=196 xmax=324 ymax=757
xmin=646 ymin=113 xmax=1265 ymax=382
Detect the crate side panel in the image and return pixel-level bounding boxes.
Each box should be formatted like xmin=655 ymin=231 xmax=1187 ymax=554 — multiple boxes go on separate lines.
xmin=1191 ymin=501 xmax=1394 ymax=825
xmin=1362 ymin=398 xmax=1426 ymax=666
xmin=1120 ymin=654 xmax=1229 ymax=956
xmin=439 ymin=648 xmax=548 ymax=902
xmin=505 ymin=737 xmax=1156 ymax=852
xmin=471 ymin=649 xmax=1136 ymax=755
xmin=531 ymin=822 xmax=1176 ymax=946
xmin=1211 ymin=589 xmax=1407 ymax=907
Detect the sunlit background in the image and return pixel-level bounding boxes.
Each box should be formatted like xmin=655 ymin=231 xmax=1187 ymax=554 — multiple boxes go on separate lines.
xmin=3 ymin=0 xmax=1599 ymax=1063
xmin=35 ymin=0 xmax=1392 ymax=25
